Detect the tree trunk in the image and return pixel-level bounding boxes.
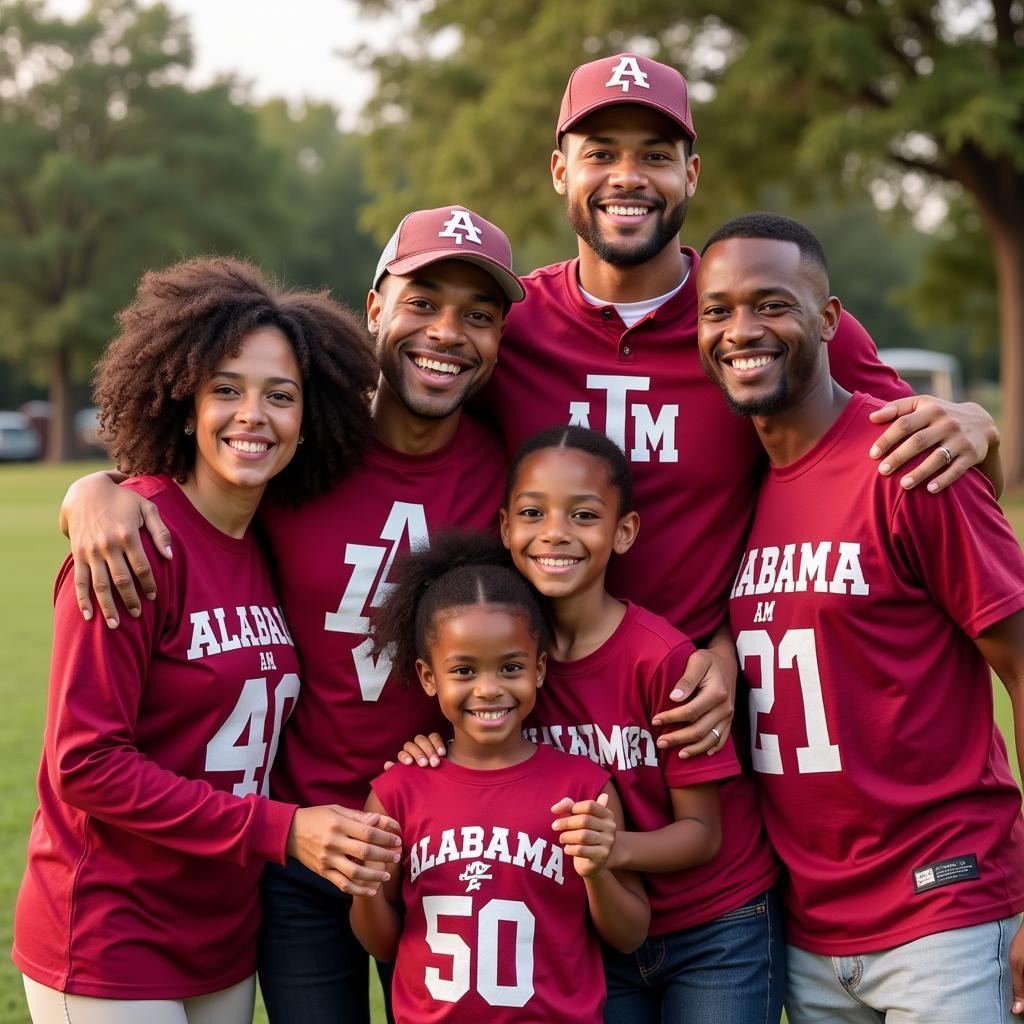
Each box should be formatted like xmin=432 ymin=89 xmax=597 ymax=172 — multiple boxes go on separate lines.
xmin=991 ymin=225 xmax=1024 ymax=490
xmin=46 ymin=345 xmax=75 ymax=462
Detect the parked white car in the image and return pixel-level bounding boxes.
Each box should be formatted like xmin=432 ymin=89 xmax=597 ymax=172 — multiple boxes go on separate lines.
xmin=0 ymin=411 xmax=43 ymax=461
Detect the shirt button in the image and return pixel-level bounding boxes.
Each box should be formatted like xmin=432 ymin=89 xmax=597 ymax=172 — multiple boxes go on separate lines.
xmin=602 ymin=309 xmax=612 ymax=320
xmin=622 ymin=345 xmax=631 ymax=356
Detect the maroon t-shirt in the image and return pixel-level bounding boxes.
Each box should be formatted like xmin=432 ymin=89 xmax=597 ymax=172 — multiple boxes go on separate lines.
xmin=263 ymin=416 xmax=507 ymax=809
xmin=525 ymin=603 xmax=760 ymax=934
xmin=373 ymin=745 xmax=610 ymax=1023
xmin=13 ymin=477 xmax=299 ymax=998
xmin=730 ymin=394 xmax=1024 ymax=953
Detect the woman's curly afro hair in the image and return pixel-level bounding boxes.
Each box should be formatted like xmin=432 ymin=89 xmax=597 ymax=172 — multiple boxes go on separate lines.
xmin=93 ymin=255 xmax=378 ymax=504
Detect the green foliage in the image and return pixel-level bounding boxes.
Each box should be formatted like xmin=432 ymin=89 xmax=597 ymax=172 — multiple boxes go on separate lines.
xmin=255 ymin=99 xmax=378 ymax=311
xmin=0 ymin=0 xmax=293 ymax=454
xmin=894 ymin=195 xmax=1000 ymax=379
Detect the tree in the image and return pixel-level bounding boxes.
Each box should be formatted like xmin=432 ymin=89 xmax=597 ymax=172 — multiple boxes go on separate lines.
xmin=0 ymin=0 xmax=291 ymax=459
xmin=255 ymin=99 xmax=378 ymax=311
xmin=355 ymin=0 xmax=1023 ymax=482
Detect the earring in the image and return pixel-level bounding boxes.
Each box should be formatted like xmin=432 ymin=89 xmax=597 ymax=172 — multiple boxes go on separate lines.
xmin=297 ymin=435 xmax=305 ymax=445
xmin=184 ymin=424 xmax=194 ymax=436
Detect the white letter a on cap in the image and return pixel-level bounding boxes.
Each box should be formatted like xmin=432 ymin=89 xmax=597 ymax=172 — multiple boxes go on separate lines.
xmin=439 ymin=209 xmax=483 ymax=246
xmin=605 ymin=56 xmax=650 ymax=92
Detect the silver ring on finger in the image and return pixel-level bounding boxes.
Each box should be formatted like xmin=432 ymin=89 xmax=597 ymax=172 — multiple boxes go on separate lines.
xmin=710 ymin=727 xmax=722 ymax=742
xmin=938 ymin=445 xmax=953 ymax=466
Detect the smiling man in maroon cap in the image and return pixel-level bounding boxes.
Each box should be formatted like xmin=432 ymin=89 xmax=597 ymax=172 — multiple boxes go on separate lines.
xmin=57 ymin=205 xmax=523 ymax=1024
xmin=479 ymin=52 xmax=1003 ymax=1024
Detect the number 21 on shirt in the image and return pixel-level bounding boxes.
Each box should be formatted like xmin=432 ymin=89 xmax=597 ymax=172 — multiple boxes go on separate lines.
xmin=736 ymin=628 xmax=842 ymax=775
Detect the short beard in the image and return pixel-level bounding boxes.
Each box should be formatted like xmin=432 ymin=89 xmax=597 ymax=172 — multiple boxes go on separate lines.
xmin=699 ymin=348 xmax=791 ymax=418
xmin=374 ymin=335 xmax=485 ymax=421
xmin=721 ymin=379 xmax=790 ymax=418
xmin=566 ymin=193 xmax=688 ymax=267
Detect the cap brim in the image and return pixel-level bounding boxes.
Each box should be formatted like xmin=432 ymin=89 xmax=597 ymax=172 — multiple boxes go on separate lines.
xmin=378 ymin=250 xmax=525 ymax=303
xmin=558 ymin=96 xmax=696 ymax=145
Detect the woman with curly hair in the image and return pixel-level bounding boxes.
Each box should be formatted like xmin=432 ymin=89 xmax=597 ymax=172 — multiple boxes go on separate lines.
xmin=12 ymin=256 xmax=400 ymax=1024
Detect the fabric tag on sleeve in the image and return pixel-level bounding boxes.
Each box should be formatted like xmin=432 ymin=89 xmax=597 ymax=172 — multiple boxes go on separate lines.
xmin=912 ymin=854 xmax=980 ymax=895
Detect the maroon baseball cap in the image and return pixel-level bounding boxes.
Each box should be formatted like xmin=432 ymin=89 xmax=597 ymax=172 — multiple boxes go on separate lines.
xmin=556 ymin=53 xmax=696 ymax=145
xmin=373 ymin=205 xmax=525 ymax=303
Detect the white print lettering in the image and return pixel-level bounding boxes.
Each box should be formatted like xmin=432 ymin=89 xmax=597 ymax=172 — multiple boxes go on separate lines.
xmin=524 ymin=721 xmax=657 ymax=771
xmin=423 ymin=896 xmax=535 ymax=1007
xmin=605 ymin=55 xmax=650 ymax=93
xmin=736 ymin=628 xmax=842 ymax=775
xmin=458 ymin=860 xmax=493 ymax=892
xmin=187 ymin=605 xmax=294 ymax=660
xmin=568 ymin=375 xmax=678 ymax=463
xmin=731 ymin=541 xmax=870 ymax=598
xmin=410 ymin=825 xmax=563 ymax=886
xmin=754 ymin=601 xmax=774 ymax=623
xmin=438 ymin=209 xmax=483 ymax=246
xmin=205 ymin=672 xmax=300 ymax=795
xmin=324 ymin=502 xmax=429 ymax=701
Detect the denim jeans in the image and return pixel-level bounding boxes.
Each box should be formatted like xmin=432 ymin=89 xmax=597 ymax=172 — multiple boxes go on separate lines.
xmin=257 ymin=858 xmax=394 ymax=1024
xmin=602 ymin=888 xmax=785 ymax=1024
xmin=786 ymin=915 xmax=1022 ymax=1024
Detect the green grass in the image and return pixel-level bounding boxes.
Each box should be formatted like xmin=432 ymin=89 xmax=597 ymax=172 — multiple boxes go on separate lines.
xmin=1 ymin=463 xmax=1021 ymax=1023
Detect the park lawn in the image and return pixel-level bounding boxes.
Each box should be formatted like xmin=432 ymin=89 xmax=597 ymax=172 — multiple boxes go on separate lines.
xmin=0 ymin=461 xmax=1021 ymax=1024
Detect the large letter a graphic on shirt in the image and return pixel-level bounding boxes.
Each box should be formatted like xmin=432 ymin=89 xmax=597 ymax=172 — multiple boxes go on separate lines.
xmin=324 ymin=501 xmax=429 ymax=701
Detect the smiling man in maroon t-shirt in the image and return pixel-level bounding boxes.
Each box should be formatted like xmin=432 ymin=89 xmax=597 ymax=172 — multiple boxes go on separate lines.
xmin=700 ymin=211 xmax=1024 ymax=1023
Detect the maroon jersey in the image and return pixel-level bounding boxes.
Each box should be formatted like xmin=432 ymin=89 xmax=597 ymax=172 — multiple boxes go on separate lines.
xmin=373 ymin=745 xmax=610 ymax=1023
xmin=263 ymin=416 xmax=507 ymax=809
xmin=490 ymin=249 xmax=911 ymax=641
xmin=729 ymin=393 xmax=1024 ymax=953
xmin=13 ymin=477 xmax=299 ymax=999
xmin=524 ymin=603 xmax=767 ymax=933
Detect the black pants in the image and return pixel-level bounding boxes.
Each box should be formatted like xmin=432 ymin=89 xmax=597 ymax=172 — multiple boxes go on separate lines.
xmin=258 ymin=857 xmax=394 ymax=1024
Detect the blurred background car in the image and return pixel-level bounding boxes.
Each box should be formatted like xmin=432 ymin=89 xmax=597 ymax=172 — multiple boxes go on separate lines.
xmin=0 ymin=411 xmax=43 ymax=462
xmin=878 ymin=349 xmax=964 ymax=402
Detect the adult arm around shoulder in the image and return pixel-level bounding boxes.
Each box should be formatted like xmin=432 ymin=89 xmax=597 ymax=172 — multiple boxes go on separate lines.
xmin=60 ymin=470 xmax=173 ymax=626
xmin=653 ymin=623 xmax=736 ymax=758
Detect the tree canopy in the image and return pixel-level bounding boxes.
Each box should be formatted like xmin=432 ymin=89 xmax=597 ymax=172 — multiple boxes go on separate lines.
xmin=0 ymin=0 xmax=291 ymax=457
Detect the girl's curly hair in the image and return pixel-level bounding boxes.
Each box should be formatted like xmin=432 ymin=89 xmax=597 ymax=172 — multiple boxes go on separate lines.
xmin=370 ymin=530 xmax=551 ymax=686
xmin=93 ymin=255 xmax=377 ymax=504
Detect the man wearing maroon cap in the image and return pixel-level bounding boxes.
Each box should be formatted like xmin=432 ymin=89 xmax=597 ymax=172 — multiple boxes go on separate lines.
xmin=483 ymin=51 xmax=1003 ymax=1024
xmin=58 ymin=205 xmax=522 ymax=1024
